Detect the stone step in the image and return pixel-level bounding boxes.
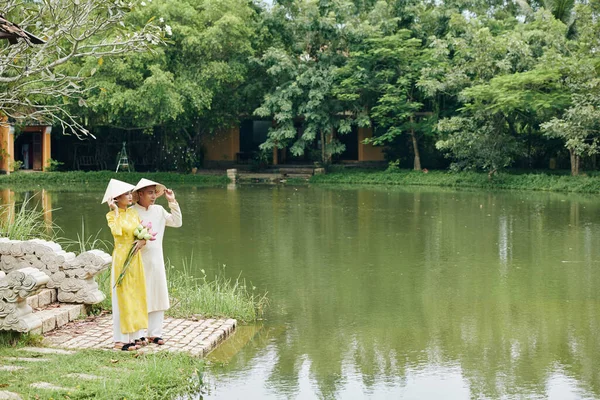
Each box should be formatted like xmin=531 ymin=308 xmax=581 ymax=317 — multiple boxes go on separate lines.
xmin=278 ymin=167 xmax=314 ymax=175
xmin=28 ymin=303 xmax=87 ymax=335
xmin=26 ymin=288 xmax=57 ymax=309
xmin=280 ymin=173 xmax=312 ymax=180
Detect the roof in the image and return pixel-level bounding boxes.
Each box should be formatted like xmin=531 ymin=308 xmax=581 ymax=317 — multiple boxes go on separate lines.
xmin=0 ymin=15 xmax=45 ymax=45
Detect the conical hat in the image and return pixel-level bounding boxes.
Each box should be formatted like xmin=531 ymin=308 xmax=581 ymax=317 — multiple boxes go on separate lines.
xmin=101 ymin=179 xmax=135 ymax=204
xmin=132 ymin=178 xmax=166 ymax=202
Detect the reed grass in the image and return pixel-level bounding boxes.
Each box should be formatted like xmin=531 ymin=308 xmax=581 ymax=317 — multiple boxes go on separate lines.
xmin=95 ymin=258 xmax=268 ymax=322
xmin=166 ymin=259 xmax=269 ymax=323
xmin=0 ymin=196 xmax=56 ymax=240
xmin=58 ymin=217 xmax=110 ymax=254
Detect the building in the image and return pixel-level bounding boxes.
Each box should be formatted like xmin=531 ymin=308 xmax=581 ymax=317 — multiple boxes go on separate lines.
xmin=202 ymin=120 xmax=385 ymax=168
xmin=0 ymin=117 xmax=52 ymax=174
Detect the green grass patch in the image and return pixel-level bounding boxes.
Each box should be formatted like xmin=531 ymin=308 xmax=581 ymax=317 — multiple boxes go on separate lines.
xmin=309 ymin=169 xmax=600 ymax=194
xmin=0 ymin=337 xmax=203 ymax=400
xmin=166 ymin=260 xmax=269 ymax=323
xmin=93 ymin=259 xmax=268 ymax=323
xmin=0 ymin=171 xmax=229 ymax=190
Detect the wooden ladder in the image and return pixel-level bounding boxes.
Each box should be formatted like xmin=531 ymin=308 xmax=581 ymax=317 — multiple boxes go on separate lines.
xmin=115 ymin=141 xmax=131 ymax=172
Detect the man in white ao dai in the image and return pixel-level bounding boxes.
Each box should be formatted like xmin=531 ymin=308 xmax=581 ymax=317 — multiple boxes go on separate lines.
xmin=133 ymin=178 xmax=182 ymax=345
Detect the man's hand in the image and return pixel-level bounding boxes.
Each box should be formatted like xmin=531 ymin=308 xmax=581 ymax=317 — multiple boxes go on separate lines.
xmin=165 ymin=189 xmax=176 ymax=202
xmin=133 ymin=239 xmax=147 ymax=254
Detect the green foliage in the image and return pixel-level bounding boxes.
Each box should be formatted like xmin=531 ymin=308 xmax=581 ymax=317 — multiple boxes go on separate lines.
xmin=541 ymin=77 xmax=600 ymax=175
xmin=18 ymin=0 xmax=600 ymax=174
xmin=75 ymin=0 xmax=261 ymax=151
xmin=45 ymin=158 xmax=64 ymax=172
xmin=309 ymin=168 xmax=600 ymax=194
xmin=254 ymin=0 xmax=364 ymax=163
xmin=386 ymin=159 xmax=401 ymax=173
xmin=9 ymin=160 xmax=23 ymax=172
xmin=0 ymin=171 xmax=229 ymax=189
xmin=436 ymin=115 xmax=524 ymax=175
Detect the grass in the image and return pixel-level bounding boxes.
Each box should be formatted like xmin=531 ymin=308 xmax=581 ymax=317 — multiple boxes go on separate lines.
xmin=0 ymin=170 xmax=229 ymax=190
xmin=94 ymin=258 xmax=268 ymax=323
xmin=0 ymin=334 xmax=204 ymax=400
xmin=58 ymin=217 xmax=110 ymax=254
xmin=0 ymin=196 xmax=55 ymax=240
xmin=166 ymin=259 xmax=269 ymax=323
xmin=309 ymin=168 xmax=600 ymax=194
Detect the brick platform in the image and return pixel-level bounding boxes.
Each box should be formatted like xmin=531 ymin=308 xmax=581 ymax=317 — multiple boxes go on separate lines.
xmin=43 ymin=315 xmax=236 ymax=357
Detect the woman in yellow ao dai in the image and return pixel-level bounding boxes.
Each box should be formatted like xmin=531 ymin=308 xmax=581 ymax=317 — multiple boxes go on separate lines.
xmin=103 ymin=179 xmax=148 ymax=351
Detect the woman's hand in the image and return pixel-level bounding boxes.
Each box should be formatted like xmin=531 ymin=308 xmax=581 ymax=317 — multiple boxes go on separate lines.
xmin=108 ymin=197 xmax=118 ymax=211
xmin=133 ymin=239 xmax=147 ymax=254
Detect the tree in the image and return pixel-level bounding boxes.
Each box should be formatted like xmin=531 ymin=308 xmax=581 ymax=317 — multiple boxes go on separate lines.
xmin=542 ymin=79 xmax=600 ymax=176
xmin=0 ymin=0 xmax=164 ymax=136
xmin=436 ymin=114 xmax=523 ymax=178
xmin=254 ymin=0 xmax=361 ymax=164
xmin=72 ymin=0 xmax=261 ymax=170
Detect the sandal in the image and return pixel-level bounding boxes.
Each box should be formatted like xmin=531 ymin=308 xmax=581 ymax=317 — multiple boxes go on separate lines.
xmin=114 ymin=342 xmax=137 ymax=351
xmin=135 ymin=337 xmax=149 ymax=347
xmin=149 ymin=337 xmax=165 ymax=345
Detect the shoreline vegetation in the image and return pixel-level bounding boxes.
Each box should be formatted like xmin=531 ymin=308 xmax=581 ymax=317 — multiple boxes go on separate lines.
xmin=0 ymin=171 xmax=228 ymax=189
xmin=3 ymin=168 xmax=600 ymax=194
xmin=309 ymin=168 xmax=600 ymax=194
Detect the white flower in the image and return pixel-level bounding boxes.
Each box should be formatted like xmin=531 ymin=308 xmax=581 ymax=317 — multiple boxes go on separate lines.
xmin=165 ymin=25 xmax=172 ymax=36
xmin=159 ymin=17 xmax=164 ymax=23
xmin=140 ymin=1 xmax=146 ymax=5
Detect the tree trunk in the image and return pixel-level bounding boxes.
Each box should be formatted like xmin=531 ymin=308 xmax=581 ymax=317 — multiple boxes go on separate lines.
xmin=488 ymin=168 xmax=497 ymax=181
xmin=570 ymin=149 xmax=580 ymax=176
xmin=409 ymin=128 xmax=421 ymax=171
xmin=320 ymin=130 xmax=326 ymax=165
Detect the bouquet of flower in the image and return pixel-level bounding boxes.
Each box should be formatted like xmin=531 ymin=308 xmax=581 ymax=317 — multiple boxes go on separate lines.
xmin=114 ymin=221 xmax=157 ymax=288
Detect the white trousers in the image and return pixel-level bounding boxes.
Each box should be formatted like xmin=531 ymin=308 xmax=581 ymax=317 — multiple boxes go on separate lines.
xmin=147 ymin=310 xmax=164 ymax=338
xmin=112 ymin=285 xmax=144 ymax=343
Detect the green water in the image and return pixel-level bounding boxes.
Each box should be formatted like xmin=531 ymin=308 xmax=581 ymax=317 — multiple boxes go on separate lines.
xmin=19 ymin=185 xmax=600 ymax=399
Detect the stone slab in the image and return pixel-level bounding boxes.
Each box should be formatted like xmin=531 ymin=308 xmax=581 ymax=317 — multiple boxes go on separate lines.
xmin=0 ymin=365 xmax=25 ymax=371
xmin=1 ymin=357 xmax=49 ymax=362
xmin=31 ymin=304 xmax=86 ymax=334
xmin=30 ymin=382 xmax=74 ymax=391
xmin=44 ymin=315 xmax=237 ymax=357
xmin=64 ymin=373 xmax=102 ymax=380
xmin=0 ymin=391 xmax=22 ymax=400
xmin=36 ymin=290 xmax=53 ymax=308
xmin=21 ymin=347 xmax=75 ymax=355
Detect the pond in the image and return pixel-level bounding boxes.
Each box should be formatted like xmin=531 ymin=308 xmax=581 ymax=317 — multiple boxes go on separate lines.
xmin=5 ymin=184 xmax=600 ymax=399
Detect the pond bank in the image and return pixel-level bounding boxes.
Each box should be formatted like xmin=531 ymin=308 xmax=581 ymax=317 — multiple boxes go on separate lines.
xmin=0 ymin=171 xmax=228 ymax=189
xmin=4 ymin=168 xmax=600 ymax=195
xmin=309 ymin=169 xmax=600 ymax=194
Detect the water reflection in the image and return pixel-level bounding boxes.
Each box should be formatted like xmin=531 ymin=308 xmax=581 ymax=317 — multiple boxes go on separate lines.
xmin=22 ymin=186 xmax=600 ymax=398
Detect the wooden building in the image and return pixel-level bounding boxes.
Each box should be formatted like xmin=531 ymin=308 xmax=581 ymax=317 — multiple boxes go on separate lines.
xmin=0 ymin=117 xmax=52 ymax=174
xmin=202 ymin=121 xmax=385 ymax=167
